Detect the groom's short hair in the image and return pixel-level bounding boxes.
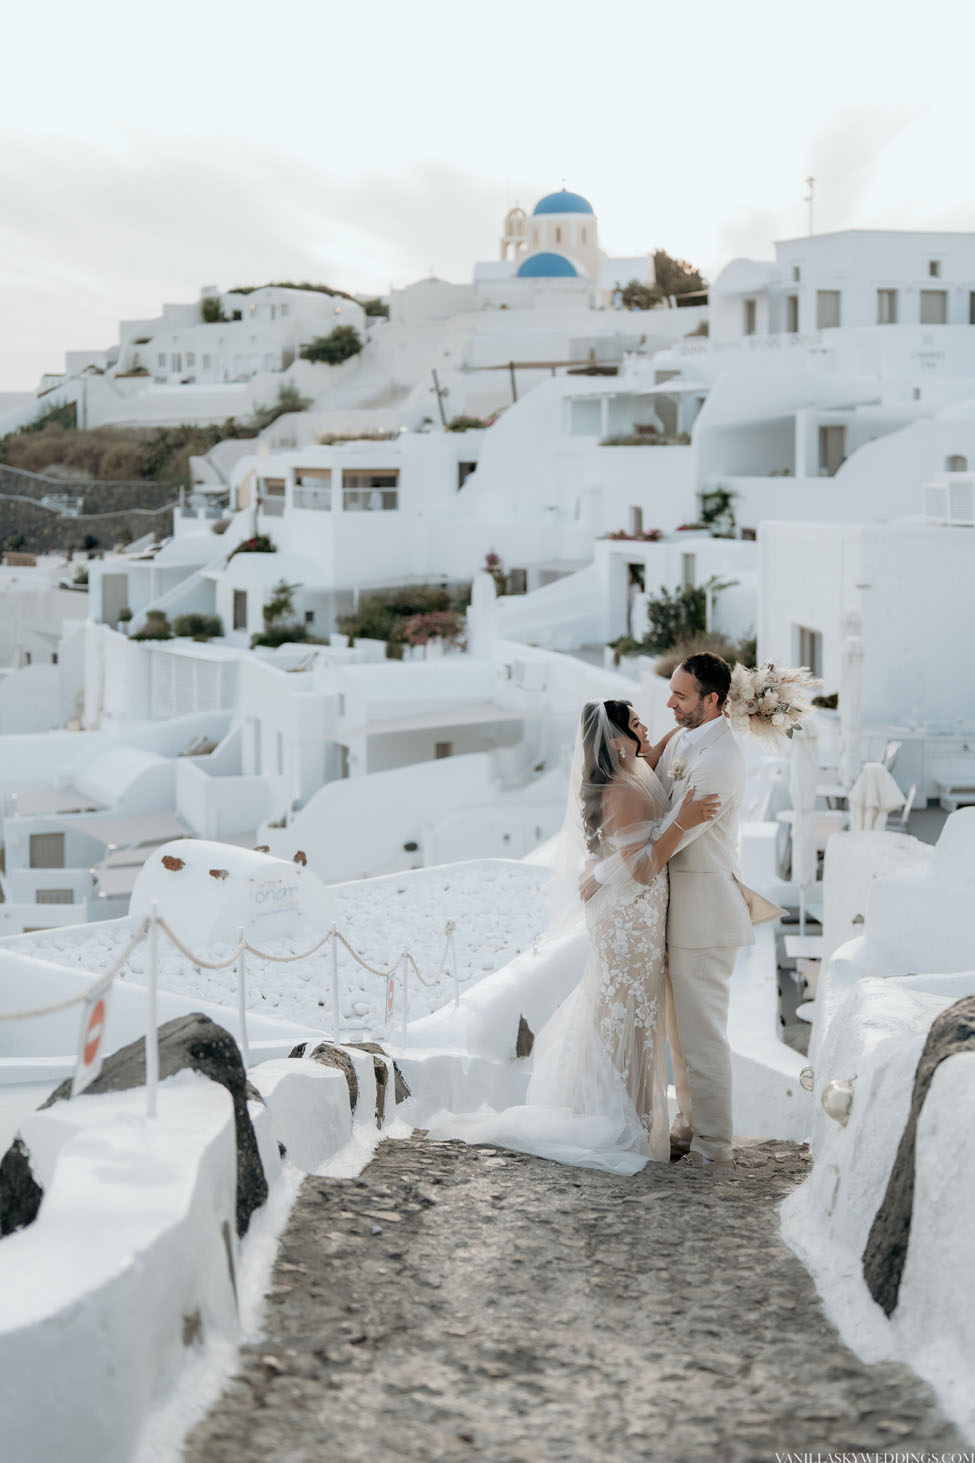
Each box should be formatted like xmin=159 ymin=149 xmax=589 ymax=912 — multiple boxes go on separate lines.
xmin=681 ymin=652 xmax=731 ymax=707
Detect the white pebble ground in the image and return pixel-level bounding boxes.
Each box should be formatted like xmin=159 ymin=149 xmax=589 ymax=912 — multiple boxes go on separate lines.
xmin=11 ymin=861 xmax=550 ymax=1041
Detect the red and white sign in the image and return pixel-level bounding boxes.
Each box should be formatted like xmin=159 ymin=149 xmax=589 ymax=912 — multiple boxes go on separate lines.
xmin=72 ymin=985 xmax=113 ymax=1097
xmin=385 ymin=973 xmax=396 ymax=1023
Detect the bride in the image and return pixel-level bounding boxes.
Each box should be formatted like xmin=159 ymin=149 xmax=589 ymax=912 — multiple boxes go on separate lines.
xmin=426 ymin=698 xmax=719 ymax=1173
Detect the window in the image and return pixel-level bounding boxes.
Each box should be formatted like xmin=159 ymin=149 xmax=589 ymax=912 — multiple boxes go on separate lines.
xmin=280 ymin=303 xmax=289 ymax=317
xmin=682 ymin=554 xmax=696 ymax=589
xmin=555 ymin=226 xmax=562 ymax=243
xmin=36 ymin=889 xmax=73 ymax=905
xmin=342 ymin=470 xmax=399 ymax=511
xmin=158 ymin=353 xmax=166 ymax=367
xmin=171 ymin=353 xmax=182 ymax=372
xmin=29 ymin=833 xmax=65 ymax=869
xmin=276 ymin=731 xmax=284 ymax=777
xmin=792 ymin=266 xmax=801 ymax=282
xmin=877 ymin=289 xmax=898 ymax=325
xmin=249 ymin=302 xmax=257 ymax=315
xmin=794 ymin=625 xmax=823 ymax=678
xmin=457 ymin=462 xmax=476 ymax=490
xmin=920 ymin=289 xmax=947 ymax=324
xmin=253 ymin=720 xmax=262 ymax=775
xmin=786 ymin=295 xmax=799 ymax=332
xmin=743 ymin=298 xmax=757 ymax=335
xmin=233 ymin=589 xmax=247 ymax=630
xmin=819 ymin=424 xmax=847 ymax=476
xmin=202 ymin=354 xmax=211 ymax=369
xmin=294 ymin=468 xmax=332 ymax=510
xmin=435 ymin=742 xmax=453 ymax=759
xmin=816 ymin=290 xmax=841 ymax=329
xmin=186 ymin=352 xmax=195 ymax=366
xmin=304 ymin=609 xmax=315 ymax=624
xmin=628 ymin=505 xmax=643 ymax=535
xmin=946 ymin=455 xmax=968 ymax=471
xmin=929 ymin=259 xmax=941 ymax=278
xmin=581 ymin=227 xmax=587 ymax=244
xmin=970 ymin=292 xmax=975 ymax=325
xmin=260 ymin=476 xmax=286 ymax=517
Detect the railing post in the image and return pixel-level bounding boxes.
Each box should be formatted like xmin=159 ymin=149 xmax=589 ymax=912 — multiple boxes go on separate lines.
xmin=400 ymin=951 xmax=409 ymax=1037
xmin=236 ymin=926 xmax=249 ymax=1068
xmin=330 ymin=925 xmax=340 ymax=1042
xmin=447 ymin=921 xmax=459 ymax=1007
xmin=146 ymin=905 xmax=160 ymax=1119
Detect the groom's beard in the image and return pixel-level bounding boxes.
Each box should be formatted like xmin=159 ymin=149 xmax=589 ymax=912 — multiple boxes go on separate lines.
xmin=674 ymin=706 xmax=705 ymax=729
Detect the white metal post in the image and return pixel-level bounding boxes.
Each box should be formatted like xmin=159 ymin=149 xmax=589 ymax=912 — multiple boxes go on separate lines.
xmin=447 ymin=921 xmax=459 ymax=1006
xmin=400 ymin=951 xmax=409 ymax=1036
xmin=236 ymin=926 xmax=249 ymax=1068
xmin=146 ymin=904 xmax=160 ymax=1118
xmin=330 ymin=924 xmax=340 ymax=1041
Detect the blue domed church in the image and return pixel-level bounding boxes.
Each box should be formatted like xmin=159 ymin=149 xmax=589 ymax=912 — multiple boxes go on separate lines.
xmin=488 ymin=188 xmax=651 ymax=308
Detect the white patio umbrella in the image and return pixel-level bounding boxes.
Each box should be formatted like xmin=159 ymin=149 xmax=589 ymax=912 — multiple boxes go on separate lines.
xmin=839 ymin=610 xmax=864 ymax=789
xmin=788 ymin=719 xmax=820 ymax=933
xmin=848 ymin=762 xmax=905 ymax=831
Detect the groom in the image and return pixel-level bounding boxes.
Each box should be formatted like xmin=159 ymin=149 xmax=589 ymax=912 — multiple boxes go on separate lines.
xmin=659 ymin=653 xmax=780 ymax=1172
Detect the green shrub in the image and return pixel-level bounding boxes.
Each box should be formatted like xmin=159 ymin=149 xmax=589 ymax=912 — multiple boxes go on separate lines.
xmin=607 ymin=576 xmax=736 ymax=659
xmin=300 ymin=326 xmax=363 ymax=365
xmin=337 ymin=583 xmax=471 ymax=646
xmin=246 ymin=382 xmax=312 ymax=434
xmin=131 ymin=610 xmax=173 ymax=641
xmin=172 ymin=612 xmax=223 ymax=639
xmin=446 ymin=415 xmax=487 ymax=432
xmin=262 ymin=579 xmax=300 ymax=626
xmin=363 ymin=298 xmax=390 ymax=318
xmin=700 ymin=487 xmax=736 ymax=537
xmin=250 ymin=624 xmax=310 ymax=649
xmin=228 ymin=533 xmax=276 ymax=558
xmin=200 ymin=296 xmax=224 ymax=323
xmin=228 ymin=280 xmax=361 ymax=303
xmin=653 ymin=633 xmax=754 ymax=679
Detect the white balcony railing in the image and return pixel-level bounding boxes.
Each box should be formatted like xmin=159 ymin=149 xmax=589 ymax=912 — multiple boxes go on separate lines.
xmin=293 ymin=485 xmax=332 ymax=511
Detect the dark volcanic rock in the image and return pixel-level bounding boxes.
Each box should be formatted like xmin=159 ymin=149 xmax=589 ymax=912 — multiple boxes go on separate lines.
xmin=516 ymin=1014 xmax=534 ymax=1058
xmin=290 ymin=1041 xmax=358 ymax=1113
xmin=347 ymin=1041 xmax=412 ymax=1105
xmin=863 ymin=994 xmax=975 ymax=1315
xmin=0 ymin=1137 xmax=44 ymax=1237
xmin=41 ymin=1012 xmax=268 ymax=1237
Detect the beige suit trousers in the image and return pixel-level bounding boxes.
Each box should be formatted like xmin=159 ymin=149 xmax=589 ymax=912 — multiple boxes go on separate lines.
xmin=666 ymin=944 xmax=737 ymax=1164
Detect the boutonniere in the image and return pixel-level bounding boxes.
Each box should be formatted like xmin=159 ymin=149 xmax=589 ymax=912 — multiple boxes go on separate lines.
xmin=670 ymin=759 xmax=687 ymax=781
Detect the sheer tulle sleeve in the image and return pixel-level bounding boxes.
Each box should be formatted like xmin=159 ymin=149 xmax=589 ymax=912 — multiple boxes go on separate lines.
xmin=599 ymin=781 xmax=667 ymax=888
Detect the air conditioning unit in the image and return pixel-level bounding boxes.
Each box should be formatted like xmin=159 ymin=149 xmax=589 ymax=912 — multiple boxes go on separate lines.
xmin=924 ymin=475 xmax=975 ymax=526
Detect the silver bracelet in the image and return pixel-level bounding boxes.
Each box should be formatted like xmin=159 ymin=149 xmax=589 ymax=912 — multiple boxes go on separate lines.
xmin=674 ymin=821 xmax=686 ymax=833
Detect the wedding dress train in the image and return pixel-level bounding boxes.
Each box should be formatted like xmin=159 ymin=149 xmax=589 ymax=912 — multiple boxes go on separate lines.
xmin=426 ymin=854 xmax=671 ymax=1174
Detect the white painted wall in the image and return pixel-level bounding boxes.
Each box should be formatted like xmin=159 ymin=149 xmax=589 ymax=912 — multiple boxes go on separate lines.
xmin=758 ymin=519 xmax=975 ymax=722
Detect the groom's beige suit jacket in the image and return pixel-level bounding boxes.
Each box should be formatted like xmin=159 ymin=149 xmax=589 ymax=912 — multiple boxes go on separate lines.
xmin=659 ymin=717 xmax=780 ymax=948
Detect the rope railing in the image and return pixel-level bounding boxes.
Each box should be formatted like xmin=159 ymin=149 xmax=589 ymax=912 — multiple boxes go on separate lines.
xmin=0 ymin=908 xmax=461 ymax=1116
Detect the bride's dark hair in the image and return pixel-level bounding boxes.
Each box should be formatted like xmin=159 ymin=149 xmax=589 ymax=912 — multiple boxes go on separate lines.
xmin=580 ymin=699 xmax=639 ymax=853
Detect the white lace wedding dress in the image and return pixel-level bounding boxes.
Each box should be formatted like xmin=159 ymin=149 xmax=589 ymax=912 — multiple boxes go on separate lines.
xmin=427 ymin=761 xmax=672 ymax=1174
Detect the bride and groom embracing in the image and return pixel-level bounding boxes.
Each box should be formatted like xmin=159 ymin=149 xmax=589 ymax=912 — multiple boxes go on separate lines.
xmin=431 ymin=652 xmax=783 ymax=1175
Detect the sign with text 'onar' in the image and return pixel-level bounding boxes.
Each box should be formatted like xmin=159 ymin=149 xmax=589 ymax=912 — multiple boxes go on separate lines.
xmin=72 ymin=983 xmax=113 ymax=1097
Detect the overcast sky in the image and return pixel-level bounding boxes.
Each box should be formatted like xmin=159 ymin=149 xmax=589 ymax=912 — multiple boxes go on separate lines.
xmin=1 ymin=0 xmax=973 ymax=390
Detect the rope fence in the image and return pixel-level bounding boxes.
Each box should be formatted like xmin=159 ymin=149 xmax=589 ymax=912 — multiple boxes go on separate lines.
xmin=0 ymin=908 xmax=461 ymax=1116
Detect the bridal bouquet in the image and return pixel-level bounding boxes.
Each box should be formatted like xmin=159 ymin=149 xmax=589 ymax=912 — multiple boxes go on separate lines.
xmin=726 ymin=661 xmax=819 ymax=743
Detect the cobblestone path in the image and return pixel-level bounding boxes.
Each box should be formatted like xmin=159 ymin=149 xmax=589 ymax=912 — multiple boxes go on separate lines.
xmin=184 ymin=1136 xmax=963 ymax=1463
